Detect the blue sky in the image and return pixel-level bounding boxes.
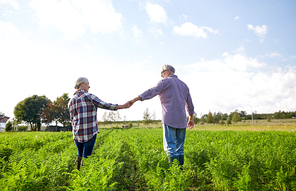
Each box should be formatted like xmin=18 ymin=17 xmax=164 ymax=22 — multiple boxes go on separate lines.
xmin=1 ymin=0 xmax=296 ymax=121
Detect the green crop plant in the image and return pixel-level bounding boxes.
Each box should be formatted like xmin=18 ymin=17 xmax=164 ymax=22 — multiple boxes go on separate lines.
xmin=1 ymin=128 xmax=296 ymax=190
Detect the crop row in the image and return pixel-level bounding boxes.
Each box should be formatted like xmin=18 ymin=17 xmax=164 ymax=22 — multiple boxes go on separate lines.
xmin=0 ymin=130 xmax=111 ymax=190
xmin=1 ymin=129 xmax=296 ymax=190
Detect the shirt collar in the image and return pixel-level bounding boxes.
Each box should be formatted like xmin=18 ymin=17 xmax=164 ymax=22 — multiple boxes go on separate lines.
xmin=168 ymin=74 xmax=178 ymax=78
xmin=74 ymin=89 xmax=87 ymax=95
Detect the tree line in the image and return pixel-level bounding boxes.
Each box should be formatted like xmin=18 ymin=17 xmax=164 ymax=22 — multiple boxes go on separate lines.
xmin=194 ymin=110 xmax=296 ymax=125
xmin=5 ymin=95 xmax=160 ymax=131
xmin=99 ymin=108 xmax=160 ymax=128
xmin=3 ymin=93 xmax=296 ymax=131
xmin=11 ymin=94 xmax=71 ymax=131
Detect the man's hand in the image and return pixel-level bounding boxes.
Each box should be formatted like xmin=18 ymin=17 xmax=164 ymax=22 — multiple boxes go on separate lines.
xmin=128 ymin=96 xmax=141 ymax=107
xmin=187 ymin=115 xmax=194 ymax=130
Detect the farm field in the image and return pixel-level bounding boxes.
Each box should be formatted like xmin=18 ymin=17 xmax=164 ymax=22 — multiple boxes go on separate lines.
xmin=1 ymin=127 xmax=296 ymax=190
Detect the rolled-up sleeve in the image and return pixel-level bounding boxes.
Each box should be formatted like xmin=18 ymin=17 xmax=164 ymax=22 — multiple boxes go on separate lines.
xmin=139 ymin=80 xmax=165 ymax=101
xmin=138 ymin=75 xmax=194 ymax=128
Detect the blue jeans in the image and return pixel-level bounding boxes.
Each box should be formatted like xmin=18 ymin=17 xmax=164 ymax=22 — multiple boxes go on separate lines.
xmin=163 ymin=124 xmax=186 ymax=158
xmin=75 ymin=134 xmax=97 ymax=158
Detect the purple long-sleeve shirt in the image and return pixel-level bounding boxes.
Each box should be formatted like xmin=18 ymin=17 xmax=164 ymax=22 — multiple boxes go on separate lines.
xmin=139 ymin=75 xmax=195 ymax=128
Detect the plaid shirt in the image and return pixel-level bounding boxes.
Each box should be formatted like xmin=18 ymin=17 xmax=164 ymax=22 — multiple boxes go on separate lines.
xmin=68 ymin=89 xmax=118 ymax=143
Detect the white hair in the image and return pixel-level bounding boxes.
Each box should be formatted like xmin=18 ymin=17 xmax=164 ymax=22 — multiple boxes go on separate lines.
xmin=162 ymin=64 xmax=175 ymax=74
xmin=74 ymin=77 xmax=88 ymax=89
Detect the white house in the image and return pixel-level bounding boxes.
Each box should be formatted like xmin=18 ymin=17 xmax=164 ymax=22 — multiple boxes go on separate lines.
xmin=0 ymin=116 xmax=10 ymax=132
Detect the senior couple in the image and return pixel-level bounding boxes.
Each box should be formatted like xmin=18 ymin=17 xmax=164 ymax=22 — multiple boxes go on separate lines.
xmin=68 ymin=65 xmax=195 ymax=171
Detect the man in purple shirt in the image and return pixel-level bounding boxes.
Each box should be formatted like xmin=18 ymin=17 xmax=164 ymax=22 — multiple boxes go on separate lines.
xmin=129 ymin=65 xmax=195 ymax=168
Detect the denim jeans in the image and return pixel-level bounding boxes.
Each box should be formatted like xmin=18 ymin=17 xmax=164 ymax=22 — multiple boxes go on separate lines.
xmin=163 ymin=124 xmax=186 ymax=158
xmin=75 ymin=134 xmax=97 ymax=158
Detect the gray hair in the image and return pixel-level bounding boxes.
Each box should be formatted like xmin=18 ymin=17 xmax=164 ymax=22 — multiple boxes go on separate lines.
xmin=74 ymin=77 xmax=88 ymax=89
xmin=162 ymin=64 xmax=175 ymax=74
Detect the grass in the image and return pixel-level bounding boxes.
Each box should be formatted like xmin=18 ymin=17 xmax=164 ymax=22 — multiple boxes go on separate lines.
xmin=99 ymin=118 xmax=296 ymax=132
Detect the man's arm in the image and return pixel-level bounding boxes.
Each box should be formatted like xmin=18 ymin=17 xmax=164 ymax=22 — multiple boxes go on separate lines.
xmin=128 ymin=96 xmax=142 ymax=106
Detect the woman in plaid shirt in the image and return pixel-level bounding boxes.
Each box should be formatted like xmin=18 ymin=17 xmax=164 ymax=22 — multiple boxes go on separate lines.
xmin=69 ymin=77 xmax=130 ymax=170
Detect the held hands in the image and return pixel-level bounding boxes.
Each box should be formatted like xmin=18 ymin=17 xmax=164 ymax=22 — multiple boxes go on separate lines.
xmin=118 ymin=97 xmax=139 ymax=109
xmin=119 ymin=102 xmax=132 ymax=109
xmin=121 ymin=96 xmax=141 ymax=109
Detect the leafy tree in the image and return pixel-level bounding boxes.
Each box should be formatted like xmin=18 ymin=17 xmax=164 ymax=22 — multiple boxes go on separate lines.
xmin=267 ymin=115 xmax=271 ymax=122
xmin=101 ymin=112 xmax=108 ymax=126
xmin=193 ymin=113 xmax=200 ymax=124
xmin=108 ymin=111 xmax=116 ymax=123
xmin=220 ymin=118 xmax=225 ymax=125
xmin=128 ymin=121 xmax=133 ymax=128
xmin=222 ymin=113 xmax=228 ymax=120
xmin=41 ymin=93 xmax=71 ymax=127
xmin=227 ymin=116 xmax=232 ymax=126
xmin=55 ymin=93 xmax=71 ymax=127
xmin=14 ymin=95 xmax=49 ymax=131
xmin=213 ymin=115 xmax=220 ymax=124
xmin=240 ymin=111 xmax=247 ymax=118
xmin=232 ymin=112 xmax=239 ymax=124
xmin=200 ymin=116 xmax=204 ymax=125
xmin=115 ymin=111 xmax=121 ymax=127
xmin=143 ymin=108 xmax=151 ymax=128
xmin=152 ymin=110 xmax=157 ymax=128
xmin=206 ymin=111 xmax=213 ymax=123
xmin=42 ymin=100 xmax=58 ymax=126
xmin=5 ymin=121 xmax=13 ymax=132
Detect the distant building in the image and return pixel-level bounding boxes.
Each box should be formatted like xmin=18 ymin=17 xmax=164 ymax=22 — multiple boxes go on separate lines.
xmin=0 ymin=116 xmax=10 ymax=132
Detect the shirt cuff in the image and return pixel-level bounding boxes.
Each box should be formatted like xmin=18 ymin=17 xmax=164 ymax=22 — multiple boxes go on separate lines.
xmin=138 ymin=95 xmax=144 ymax=101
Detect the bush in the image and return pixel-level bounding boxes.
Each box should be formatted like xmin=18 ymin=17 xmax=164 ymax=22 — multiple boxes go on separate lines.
xmin=18 ymin=126 xmax=28 ymax=131
xmin=5 ymin=121 xmax=13 ymax=132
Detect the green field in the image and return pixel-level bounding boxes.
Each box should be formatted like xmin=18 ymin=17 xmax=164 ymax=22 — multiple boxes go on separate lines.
xmin=1 ymin=127 xmax=296 ymax=190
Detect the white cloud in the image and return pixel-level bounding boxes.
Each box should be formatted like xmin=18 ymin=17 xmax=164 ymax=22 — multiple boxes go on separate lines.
xmin=132 ymin=25 xmax=143 ymax=43
xmin=182 ymin=14 xmax=188 ymax=20
xmin=149 ymin=27 xmax=163 ymax=38
xmin=72 ymin=0 xmax=122 ymax=34
xmin=145 ymin=2 xmax=168 ymax=24
xmin=265 ymin=51 xmax=282 ymax=58
xmin=247 ymin=24 xmax=268 ymax=37
xmin=0 ymin=0 xmax=20 ymax=9
xmin=0 ymin=20 xmax=26 ymax=39
xmin=182 ymin=49 xmax=296 ymax=115
xmin=173 ymin=22 xmax=219 ymax=38
xmin=234 ymin=16 xmax=239 ymax=20
xmin=29 ymin=0 xmax=122 ymax=41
